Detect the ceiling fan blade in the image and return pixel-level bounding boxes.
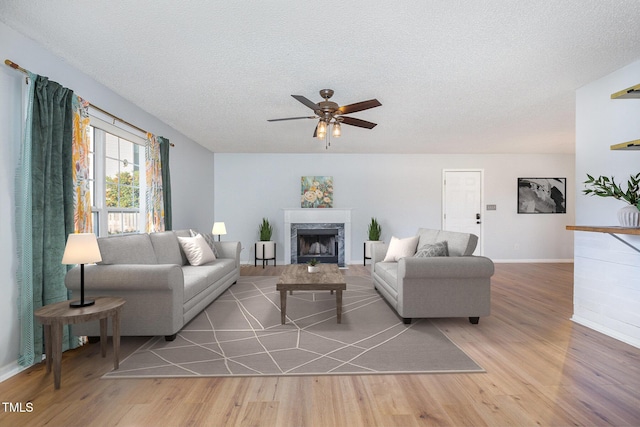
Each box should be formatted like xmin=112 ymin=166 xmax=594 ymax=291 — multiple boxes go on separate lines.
xmin=267 ymin=116 xmax=316 ymax=122
xmin=341 ymin=116 xmax=377 ymax=129
xmin=292 ymin=95 xmax=320 ymax=111
xmin=313 ymin=122 xmax=318 ymax=138
xmin=337 ymin=99 xmax=381 ymax=115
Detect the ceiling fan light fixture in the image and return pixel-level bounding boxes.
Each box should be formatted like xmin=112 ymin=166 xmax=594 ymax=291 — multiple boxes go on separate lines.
xmin=316 ymin=120 xmax=327 ymax=139
xmin=332 ymin=122 xmax=341 ymax=138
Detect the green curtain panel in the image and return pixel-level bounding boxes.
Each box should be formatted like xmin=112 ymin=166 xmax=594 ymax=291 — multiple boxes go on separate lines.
xmin=28 ymin=76 xmax=76 ymax=362
xmin=159 ymin=136 xmax=172 ymax=230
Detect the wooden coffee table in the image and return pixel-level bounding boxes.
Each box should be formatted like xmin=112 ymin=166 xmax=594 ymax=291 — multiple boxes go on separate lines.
xmin=276 ymin=264 xmax=346 ymax=324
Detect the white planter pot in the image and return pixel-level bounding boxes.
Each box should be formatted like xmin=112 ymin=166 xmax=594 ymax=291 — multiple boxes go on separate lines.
xmin=618 ymin=205 xmax=640 ymax=227
xmin=308 ymin=265 xmax=319 ymax=273
xmin=256 ymin=241 xmax=275 ymax=259
xmin=364 ymin=240 xmax=382 ymax=258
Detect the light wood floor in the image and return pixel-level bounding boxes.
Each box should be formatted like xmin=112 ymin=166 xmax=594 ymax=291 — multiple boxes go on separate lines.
xmin=2 ymin=263 xmax=640 ymax=426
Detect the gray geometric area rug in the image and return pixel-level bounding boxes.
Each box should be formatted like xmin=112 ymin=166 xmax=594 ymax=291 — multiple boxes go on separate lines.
xmin=104 ymin=276 xmax=484 ymax=378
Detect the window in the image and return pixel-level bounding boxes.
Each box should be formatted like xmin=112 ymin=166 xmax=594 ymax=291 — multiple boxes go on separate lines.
xmin=88 ymin=115 xmax=147 ymax=237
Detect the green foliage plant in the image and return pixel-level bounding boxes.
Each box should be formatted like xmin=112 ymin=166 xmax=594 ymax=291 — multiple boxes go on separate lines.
xmin=259 ymin=218 xmax=273 ymax=241
xmin=367 ymin=217 xmax=382 ymax=241
xmin=583 ymin=173 xmax=640 ymax=210
xmin=307 ymin=258 xmax=318 ymax=266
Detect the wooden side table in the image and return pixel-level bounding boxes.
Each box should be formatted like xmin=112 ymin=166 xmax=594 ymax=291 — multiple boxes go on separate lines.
xmin=34 ymin=296 xmax=125 ymax=389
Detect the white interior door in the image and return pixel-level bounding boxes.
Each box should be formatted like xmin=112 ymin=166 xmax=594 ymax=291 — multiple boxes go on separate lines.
xmin=442 ymin=170 xmax=483 ymax=255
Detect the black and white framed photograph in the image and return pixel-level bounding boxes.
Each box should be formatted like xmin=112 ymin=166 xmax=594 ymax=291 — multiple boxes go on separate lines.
xmin=517 ymin=178 xmax=566 ymax=214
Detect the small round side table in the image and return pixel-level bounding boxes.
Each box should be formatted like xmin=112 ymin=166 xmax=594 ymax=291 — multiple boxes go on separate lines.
xmin=34 ymin=296 xmax=125 ymax=389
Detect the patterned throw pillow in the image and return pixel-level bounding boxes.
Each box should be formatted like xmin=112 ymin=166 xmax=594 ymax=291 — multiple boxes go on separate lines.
xmin=190 ymin=229 xmax=220 ymax=258
xmin=414 ymin=241 xmax=449 ymax=258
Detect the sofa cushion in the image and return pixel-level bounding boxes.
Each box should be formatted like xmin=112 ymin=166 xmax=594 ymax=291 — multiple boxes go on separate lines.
xmin=177 ymin=235 xmax=217 ymax=266
xmin=416 ymin=228 xmax=440 ymax=248
xmin=415 ymin=241 xmax=449 ymax=257
xmin=375 ymin=262 xmax=399 ymax=291
xmin=416 ymin=228 xmax=478 ymax=257
xmin=182 ymin=259 xmax=237 ymax=302
xmin=97 ymin=234 xmax=158 ymax=265
xmin=149 ymin=231 xmax=183 ymax=265
xmin=383 ymin=236 xmax=419 ymax=262
xmin=437 ymin=230 xmax=477 ymax=256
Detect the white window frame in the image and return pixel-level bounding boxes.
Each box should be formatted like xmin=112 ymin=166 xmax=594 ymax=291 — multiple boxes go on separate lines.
xmin=89 ymin=113 xmax=147 ymax=237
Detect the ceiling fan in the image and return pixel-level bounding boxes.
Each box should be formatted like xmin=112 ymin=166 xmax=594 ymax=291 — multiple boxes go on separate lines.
xmin=268 ymin=89 xmax=381 ymax=147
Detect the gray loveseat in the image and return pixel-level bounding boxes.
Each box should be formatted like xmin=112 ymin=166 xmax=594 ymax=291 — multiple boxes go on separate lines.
xmin=371 ymin=228 xmax=494 ymax=324
xmin=65 ymin=230 xmax=240 ymax=340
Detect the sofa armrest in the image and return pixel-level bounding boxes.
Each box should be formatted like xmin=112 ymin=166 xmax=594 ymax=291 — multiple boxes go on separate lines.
xmin=214 ymin=241 xmax=241 ymax=266
xmin=65 ymin=264 xmax=184 ymax=291
xmin=399 ymin=256 xmax=494 ymax=279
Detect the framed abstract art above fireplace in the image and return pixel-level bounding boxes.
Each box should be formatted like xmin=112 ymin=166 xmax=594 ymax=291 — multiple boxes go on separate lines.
xmin=301 ymin=176 xmax=333 ymax=208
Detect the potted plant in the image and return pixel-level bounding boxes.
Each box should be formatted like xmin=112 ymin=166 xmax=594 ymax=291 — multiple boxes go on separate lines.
xmin=583 ymin=173 xmax=640 ymax=227
xmin=255 ymin=218 xmax=276 ymax=266
xmin=307 ymin=258 xmax=319 ymax=273
xmin=364 ymin=217 xmax=383 ymax=264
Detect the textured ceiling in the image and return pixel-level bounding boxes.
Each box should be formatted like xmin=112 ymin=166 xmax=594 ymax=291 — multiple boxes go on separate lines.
xmin=2 ymin=1 xmax=640 ymax=154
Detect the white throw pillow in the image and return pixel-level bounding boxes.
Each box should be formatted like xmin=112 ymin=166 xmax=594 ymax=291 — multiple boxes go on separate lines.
xmin=177 ymin=234 xmax=216 ymax=266
xmin=383 ymin=236 xmax=419 ymax=262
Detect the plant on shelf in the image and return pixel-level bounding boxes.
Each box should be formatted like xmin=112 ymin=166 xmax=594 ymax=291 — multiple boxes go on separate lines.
xmin=583 ymin=173 xmax=640 ymax=208
xmin=259 ymin=218 xmax=273 ymax=241
xmin=307 ymin=258 xmax=319 ymax=266
xmin=583 ymin=172 xmax=640 ymax=227
xmin=367 ymin=217 xmax=382 ymax=241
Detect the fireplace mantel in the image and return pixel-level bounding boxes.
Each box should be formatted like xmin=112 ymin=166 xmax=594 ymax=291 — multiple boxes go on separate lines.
xmin=283 ymin=208 xmax=352 ymax=265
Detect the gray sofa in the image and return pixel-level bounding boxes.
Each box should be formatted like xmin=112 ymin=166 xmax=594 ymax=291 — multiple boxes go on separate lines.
xmin=371 ymin=228 xmax=494 ymax=324
xmin=65 ymin=230 xmax=241 ymax=340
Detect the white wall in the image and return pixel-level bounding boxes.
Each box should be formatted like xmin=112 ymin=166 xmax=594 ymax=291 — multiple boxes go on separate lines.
xmin=0 ymin=21 xmax=215 ymax=380
xmin=214 ymin=153 xmax=575 ymax=264
xmin=574 ymin=59 xmax=640 ymax=348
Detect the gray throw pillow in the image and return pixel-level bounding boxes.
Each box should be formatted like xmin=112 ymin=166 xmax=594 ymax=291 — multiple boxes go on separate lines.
xmin=190 ymin=229 xmax=220 ymax=258
xmin=414 ymin=241 xmax=449 ymax=257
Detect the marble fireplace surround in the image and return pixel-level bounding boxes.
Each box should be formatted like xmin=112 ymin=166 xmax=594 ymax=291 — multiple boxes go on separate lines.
xmin=283 ymin=208 xmax=352 ymax=266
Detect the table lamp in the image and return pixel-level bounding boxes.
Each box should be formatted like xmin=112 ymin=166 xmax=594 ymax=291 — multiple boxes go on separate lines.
xmin=62 ymin=233 xmax=102 ymax=308
xmin=212 ymin=222 xmax=227 ymax=241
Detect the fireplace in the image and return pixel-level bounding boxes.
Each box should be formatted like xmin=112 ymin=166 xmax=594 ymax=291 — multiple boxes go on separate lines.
xmin=297 ymin=228 xmax=339 ymax=264
xmin=290 ymin=223 xmax=345 ymax=265
xmin=283 ymin=208 xmax=351 ymax=266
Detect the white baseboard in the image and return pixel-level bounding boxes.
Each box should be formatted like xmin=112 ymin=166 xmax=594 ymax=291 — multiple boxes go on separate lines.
xmin=0 ymin=360 xmax=28 ymax=384
xmin=572 ymin=315 xmax=640 ymax=349
xmin=493 ymin=259 xmax=574 ymax=263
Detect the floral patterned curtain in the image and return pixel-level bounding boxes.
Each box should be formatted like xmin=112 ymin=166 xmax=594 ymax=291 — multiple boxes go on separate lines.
xmin=71 ymin=96 xmax=93 ymax=232
xmin=145 ymin=132 xmax=165 ymax=232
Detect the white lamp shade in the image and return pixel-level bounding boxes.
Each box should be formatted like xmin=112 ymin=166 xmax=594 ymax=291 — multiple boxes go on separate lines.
xmin=212 ymin=222 xmax=227 ymax=235
xmin=61 ymin=233 xmax=102 ymax=265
